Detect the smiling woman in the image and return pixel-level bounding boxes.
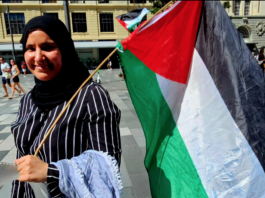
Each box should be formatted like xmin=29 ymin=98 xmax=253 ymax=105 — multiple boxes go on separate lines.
xmin=25 ymin=30 xmax=62 ymax=81
xmin=11 ymin=16 xmax=122 ymax=198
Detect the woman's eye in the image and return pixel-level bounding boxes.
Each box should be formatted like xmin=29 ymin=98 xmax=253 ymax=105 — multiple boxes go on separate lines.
xmin=43 ymin=46 xmax=55 ymax=51
xmin=26 ymin=47 xmax=35 ymax=51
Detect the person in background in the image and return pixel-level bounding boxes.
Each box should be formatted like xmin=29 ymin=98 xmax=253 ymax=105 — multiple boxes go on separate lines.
xmin=258 ymin=49 xmax=265 ymax=74
xmin=22 ymin=61 xmax=27 ymax=77
xmin=9 ymin=59 xmax=26 ymax=99
xmin=92 ymin=57 xmax=96 ymax=68
xmin=86 ymin=57 xmax=91 ymax=69
xmin=1 ymin=57 xmax=20 ymax=97
xmin=107 ymin=58 xmax=112 ymax=71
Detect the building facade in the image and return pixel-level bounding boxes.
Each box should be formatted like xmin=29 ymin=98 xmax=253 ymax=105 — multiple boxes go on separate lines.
xmin=0 ymin=0 xmax=152 ymax=69
xmin=221 ymin=0 xmax=265 ymax=54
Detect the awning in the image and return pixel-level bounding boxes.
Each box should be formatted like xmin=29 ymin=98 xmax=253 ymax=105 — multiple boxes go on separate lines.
xmin=0 ymin=41 xmax=118 ymax=51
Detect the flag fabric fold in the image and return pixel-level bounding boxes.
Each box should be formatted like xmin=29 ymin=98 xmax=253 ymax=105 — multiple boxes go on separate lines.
xmin=116 ymin=8 xmax=149 ymax=33
xmin=117 ymin=1 xmax=265 ymax=198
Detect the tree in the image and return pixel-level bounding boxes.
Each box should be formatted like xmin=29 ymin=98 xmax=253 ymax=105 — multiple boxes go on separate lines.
xmin=149 ymin=0 xmax=175 ymax=14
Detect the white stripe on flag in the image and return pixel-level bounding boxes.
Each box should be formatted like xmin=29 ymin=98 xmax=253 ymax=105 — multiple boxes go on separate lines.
xmin=156 ymin=74 xmax=186 ymax=122
xmin=157 ymin=49 xmax=265 ymax=197
xmin=125 ymin=8 xmax=150 ymax=29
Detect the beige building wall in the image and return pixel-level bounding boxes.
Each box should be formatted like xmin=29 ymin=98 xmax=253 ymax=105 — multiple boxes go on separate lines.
xmin=0 ymin=0 xmax=153 ymax=44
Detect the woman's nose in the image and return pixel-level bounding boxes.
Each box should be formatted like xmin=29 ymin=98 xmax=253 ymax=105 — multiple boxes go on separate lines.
xmin=34 ymin=48 xmax=45 ymax=63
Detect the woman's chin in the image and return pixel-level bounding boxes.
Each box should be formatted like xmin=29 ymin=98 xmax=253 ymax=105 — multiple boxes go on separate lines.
xmin=34 ymin=73 xmax=55 ymax=81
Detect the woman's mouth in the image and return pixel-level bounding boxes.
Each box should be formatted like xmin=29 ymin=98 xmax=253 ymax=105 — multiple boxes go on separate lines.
xmin=35 ymin=64 xmax=52 ymax=70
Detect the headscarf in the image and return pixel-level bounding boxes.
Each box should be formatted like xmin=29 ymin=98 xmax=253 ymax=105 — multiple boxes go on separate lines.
xmin=20 ymin=16 xmax=89 ymax=110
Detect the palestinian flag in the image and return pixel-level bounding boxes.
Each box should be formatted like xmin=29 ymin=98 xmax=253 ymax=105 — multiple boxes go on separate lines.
xmin=117 ymin=1 xmax=265 ymax=197
xmin=116 ymin=8 xmax=149 ymax=33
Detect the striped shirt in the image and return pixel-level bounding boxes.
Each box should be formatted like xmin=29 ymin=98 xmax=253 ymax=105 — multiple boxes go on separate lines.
xmin=10 ymin=81 xmax=121 ymax=198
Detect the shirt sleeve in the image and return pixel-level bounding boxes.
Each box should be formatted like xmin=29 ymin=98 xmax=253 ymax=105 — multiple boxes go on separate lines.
xmin=11 ymin=150 xmax=26 ymax=198
xmin=47 ymin=164 xmax=63 ymax=198
xmin=86 ymin=84 xmax=122 ymax=166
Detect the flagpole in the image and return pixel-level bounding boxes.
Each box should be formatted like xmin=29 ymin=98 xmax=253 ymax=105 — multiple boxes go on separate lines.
xmin=34 ymin=1 xmax=173 ymax=156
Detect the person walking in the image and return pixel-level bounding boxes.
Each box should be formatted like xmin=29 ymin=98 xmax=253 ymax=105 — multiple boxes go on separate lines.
xmin=107 ymin=58 xmax=112 ymax=71
xmin=1 ymin=57 xmax=20 ymax=97
xmin=9 ymin=59 xmax=26 ymax=99
xmin=258 ymin=49 xmax=265 ymax=74
xmin=11 ymin=16 xmax=121 ymax=197
xmin=22 ymin=61 xmax=27 ymax=77
xmin=92 ymin=57 xmax=97 ymax=69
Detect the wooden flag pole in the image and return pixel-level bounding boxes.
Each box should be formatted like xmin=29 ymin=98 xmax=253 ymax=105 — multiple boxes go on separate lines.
xmin=34 ymin=0 xmax=173 ymax=156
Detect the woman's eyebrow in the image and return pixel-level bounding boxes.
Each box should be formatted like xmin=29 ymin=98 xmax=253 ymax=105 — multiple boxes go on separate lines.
xmin=41 ymin=42 xmax=57 ymax=46
xmin=26 ymin=44 xmax=34 ymax=48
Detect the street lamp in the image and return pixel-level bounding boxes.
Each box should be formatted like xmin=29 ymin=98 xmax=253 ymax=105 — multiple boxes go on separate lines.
xmin=63 ymin=0 xmax=71 ymax=36
xmin=6 ymin=6 xmax=16 ymax=61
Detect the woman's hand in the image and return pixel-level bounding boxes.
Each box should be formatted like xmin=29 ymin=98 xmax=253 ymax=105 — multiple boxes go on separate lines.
xmin=12 ymin=76 xmax=15 ymax=79
xmin=15 ymin=155 xmax=48 ymax=183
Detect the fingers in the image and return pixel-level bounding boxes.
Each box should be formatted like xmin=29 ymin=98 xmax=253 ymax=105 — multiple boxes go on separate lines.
xmin=15 ymin=155 xmax=28 ymax=165
xmin=18 ymin=175 xmax=31 ymax=182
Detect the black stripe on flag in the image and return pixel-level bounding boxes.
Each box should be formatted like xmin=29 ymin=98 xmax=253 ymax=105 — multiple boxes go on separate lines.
xmin=195 ymin=1 xmax=265 ymax=170
xmin=116 ymin=8 xmax=145 ymax=21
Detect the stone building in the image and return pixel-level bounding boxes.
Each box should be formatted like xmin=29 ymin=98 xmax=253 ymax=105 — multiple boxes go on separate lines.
xmin=220 ymin=1 xmax=265 ymax=54
xmin=0 ymin=0 xmax=152 ymax=69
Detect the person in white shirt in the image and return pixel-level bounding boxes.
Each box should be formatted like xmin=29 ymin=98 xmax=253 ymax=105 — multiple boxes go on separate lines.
xmin=1 ymin=57 xmax=21 ymax=97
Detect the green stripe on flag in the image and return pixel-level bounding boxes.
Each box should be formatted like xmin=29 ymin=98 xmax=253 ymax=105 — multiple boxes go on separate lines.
xmin=117 ymin=46 xmax=208 ymax=198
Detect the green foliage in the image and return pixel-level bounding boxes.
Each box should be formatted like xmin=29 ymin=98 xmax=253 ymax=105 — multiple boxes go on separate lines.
xmin=149 ymin=0 xmax=174 ymax=14
xmin=223 ymin=1 xmax=231 ymax=9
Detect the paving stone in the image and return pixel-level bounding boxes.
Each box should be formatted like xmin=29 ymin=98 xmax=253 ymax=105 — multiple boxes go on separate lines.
xmin=130 ymin=173 xmax=152 ymax=198
xmin=0 ymin=125 xmax=10 ymax=133
xmin=121 ymin=187 xmax=136 ymax=198
xmin=120 ymin=156 xmax=133 ymax=188
xmin=0 ymin=150 xmax=9 ymax=161
xmin=0 ymin=133 xmax=10 ymax=141
xmin=130 ymin=128 xmax=145 ymax=137
xmin=121 ymin=136 xmax=147 ymax=175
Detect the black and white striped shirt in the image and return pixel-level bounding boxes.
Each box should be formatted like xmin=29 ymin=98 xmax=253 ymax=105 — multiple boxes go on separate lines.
xmin=10 ymin=81 xmax=121 ymax=198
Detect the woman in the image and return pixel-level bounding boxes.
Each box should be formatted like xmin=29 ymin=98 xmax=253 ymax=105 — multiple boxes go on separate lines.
xmin=9 ymin=59 xmax=26 ymax=99
xmin=11 ymin=16 xmax=121 ymax=197
xmin=258 ymin=48 xmax=265 ymax=73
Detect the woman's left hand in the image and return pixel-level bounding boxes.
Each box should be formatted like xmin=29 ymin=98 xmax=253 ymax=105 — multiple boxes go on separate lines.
xmin=15 ymin=155 xmax=48 ymax=183
xmin=12 ymin=76 xmax=15 ymax=79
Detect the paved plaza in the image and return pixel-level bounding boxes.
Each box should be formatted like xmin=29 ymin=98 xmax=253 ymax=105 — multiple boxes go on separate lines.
xmin=0 ymin=69 xmax=151 ymax=198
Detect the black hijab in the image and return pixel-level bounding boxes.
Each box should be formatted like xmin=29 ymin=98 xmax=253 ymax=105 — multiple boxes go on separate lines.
xmin=20 ymin=16 xmax=89 ymax=110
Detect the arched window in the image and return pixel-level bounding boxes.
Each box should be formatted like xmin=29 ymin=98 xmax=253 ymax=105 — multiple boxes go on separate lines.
xmin=235 ymin=0 xmax=241 ymax=16
xmin=238 ymin=26 xmax=250 ymax=38
xmin=244 ymin=0 xmax=250 ymax=15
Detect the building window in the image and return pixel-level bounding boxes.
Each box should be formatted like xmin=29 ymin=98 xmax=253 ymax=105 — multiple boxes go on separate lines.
xmin=2 ymin=0 xmax=22 ymax=2
xmin=4 ymin=13 xmax=25 ymax=34
xmin=98 ymin=0 xmax=109 ymax=3
xmin=238 ymin=26 xmax=250 ymax=38
xmin=42 ymin=0 xmax=56 ymax=3
xmin=99 ymin=13 xmax=114 ymax=32
xmin=43 ymin=13 xmax=58 ymax=18
xmin=244 ymin=0 xmax=250 ymax=15
xmin=72 ymin=13 xmax=87 ymax=32
xmin=130 ymin=0 xmax=146 ymax=3
xmin=70 ymin=0 xmax=85 ymax=3
xmin=235 ymin=0 xmax=241 ymax=15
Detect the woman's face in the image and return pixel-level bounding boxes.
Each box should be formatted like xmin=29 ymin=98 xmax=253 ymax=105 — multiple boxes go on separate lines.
xmin=10 ymin=59 xmax=15 ymax=66
xmin=25 ymin=30 xmax=62 ymax=81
